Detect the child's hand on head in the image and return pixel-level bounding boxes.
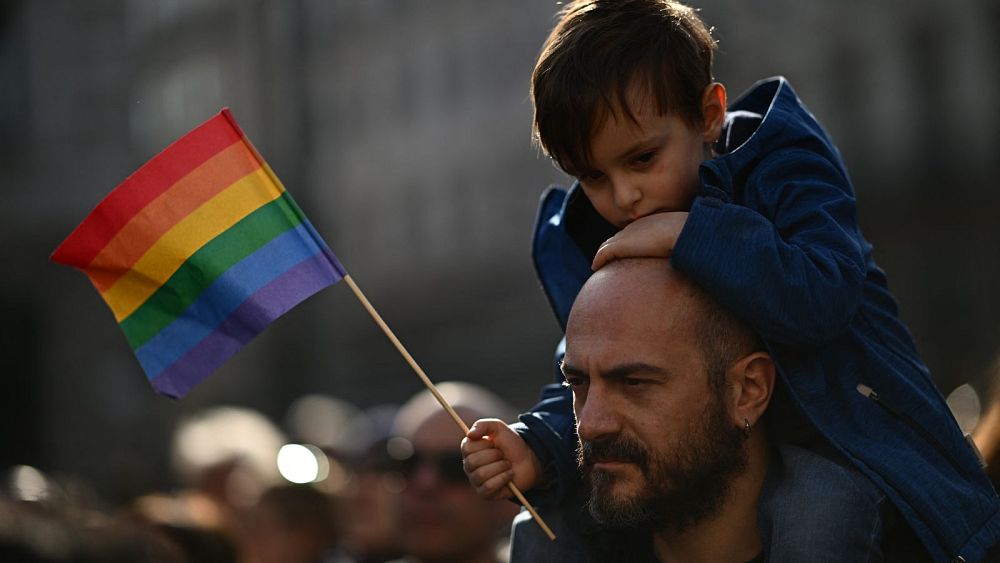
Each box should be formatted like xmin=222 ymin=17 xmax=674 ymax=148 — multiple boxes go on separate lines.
xmin=461 ymin=418 xmax=543 ymax=500
xmin=592 ymin=211 xmax=689 ymax=270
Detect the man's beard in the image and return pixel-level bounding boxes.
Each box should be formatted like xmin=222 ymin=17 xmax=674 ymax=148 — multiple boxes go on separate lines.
xmin=576 ymin=391 xmax=748 ymax=534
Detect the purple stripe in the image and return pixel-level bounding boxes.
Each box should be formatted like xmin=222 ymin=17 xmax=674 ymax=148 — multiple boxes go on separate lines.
xmin=151 ymin=253 xmax=339 ymax=398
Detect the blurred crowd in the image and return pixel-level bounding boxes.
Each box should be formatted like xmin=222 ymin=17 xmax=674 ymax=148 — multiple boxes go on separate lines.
xmin=0 ymin=382 xmax=519 ymax=563
xmin=5 ymin=360 xmax=1000 ymax=563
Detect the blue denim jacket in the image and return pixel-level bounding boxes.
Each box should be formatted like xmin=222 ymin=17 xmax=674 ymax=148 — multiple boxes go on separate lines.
xmin=515 ymin=77 xmax=1000 ymax=562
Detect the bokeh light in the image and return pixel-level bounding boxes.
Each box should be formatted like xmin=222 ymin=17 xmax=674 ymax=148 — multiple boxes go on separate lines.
xmin=277 ymin=444 xmax=329 ymax=484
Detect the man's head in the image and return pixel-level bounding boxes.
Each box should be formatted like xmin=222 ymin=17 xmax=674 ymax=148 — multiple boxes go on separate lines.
xmin=563 ymin=259 xmax=773 ymax=533
xmin=391 ymin=382 xmax=519 ymax=562
xmin=532 ymin=0 xmax=726 ymax=227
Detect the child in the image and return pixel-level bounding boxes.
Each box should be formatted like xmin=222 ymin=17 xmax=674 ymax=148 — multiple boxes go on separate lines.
xmin=461 ymin=1 xmax=1000 ymax=561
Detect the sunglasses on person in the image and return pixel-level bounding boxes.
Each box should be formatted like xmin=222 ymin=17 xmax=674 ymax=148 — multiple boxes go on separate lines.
xmin=398 ymin=451 xmax=468 ymax=485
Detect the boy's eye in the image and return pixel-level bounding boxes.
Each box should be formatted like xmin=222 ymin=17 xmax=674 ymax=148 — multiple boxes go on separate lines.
xmin=562 ymin=376 xmax=586 ymax=388
xmin=634 ymin=151 xmax=655 ymax=164
xmin=581 ymin=170 xmax=604 ymax=182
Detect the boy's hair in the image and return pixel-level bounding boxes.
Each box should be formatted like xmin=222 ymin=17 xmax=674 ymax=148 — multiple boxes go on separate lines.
xmin=531 ymin=0 xmax=717 ymax=177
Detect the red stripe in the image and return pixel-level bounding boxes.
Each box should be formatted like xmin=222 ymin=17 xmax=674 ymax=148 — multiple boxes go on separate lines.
xmin=51 ymin=111 xmax=242 ymax=268
xmin=86 ymin=142 xmax=261 ymax=293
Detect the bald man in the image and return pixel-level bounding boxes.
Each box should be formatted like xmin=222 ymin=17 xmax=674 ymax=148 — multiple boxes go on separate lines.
xmin=466 ymin=260 xmax=934 ymax=562
xmin=391 ymin=382 xmax=520 ymax=563
xmin=566 ymin=259 xmax=775 ymax=561
xmin=465 ymin=259 xmax=774 ymax=561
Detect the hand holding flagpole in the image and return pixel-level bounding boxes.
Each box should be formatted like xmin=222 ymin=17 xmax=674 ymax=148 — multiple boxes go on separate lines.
xmin=342 ymin=275 xmax=557 ymax=541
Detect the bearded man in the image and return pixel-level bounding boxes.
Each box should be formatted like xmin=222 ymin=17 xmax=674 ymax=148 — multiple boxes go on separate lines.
xmin=556 ymin=258 xmax=773 ymax=562
xmin=470 ymin=258 xmax=945 ymax=562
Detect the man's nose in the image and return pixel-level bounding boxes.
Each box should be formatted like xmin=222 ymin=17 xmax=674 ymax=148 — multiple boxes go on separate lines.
xmin=575 ymin=389 xmax=621 ymax=442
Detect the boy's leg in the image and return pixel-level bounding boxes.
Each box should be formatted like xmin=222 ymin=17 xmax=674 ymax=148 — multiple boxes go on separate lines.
xmin=759 ymin=443 xmax=888 ymax=562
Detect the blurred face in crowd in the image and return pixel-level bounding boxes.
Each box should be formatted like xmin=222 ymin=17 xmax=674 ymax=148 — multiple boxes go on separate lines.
xmin=249 ymin=485 xmax=337 ymax=563
xmin=341 ymin=448 xmax=404 ymax=561
xmin=564 ymin=260 xmax=747 ymax=532
xmin=399 ymin=408 xmax=518 ymax=562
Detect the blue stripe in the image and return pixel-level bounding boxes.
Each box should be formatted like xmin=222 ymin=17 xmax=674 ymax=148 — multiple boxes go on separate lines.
xmin=135 ymin=223 xmax=326 ymax=378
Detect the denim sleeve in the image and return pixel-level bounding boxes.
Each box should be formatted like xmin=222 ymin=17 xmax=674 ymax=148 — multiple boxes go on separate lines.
xmin=673 ymin=149 xmax=866 ymax=344
xmin=512 ymin=339 xmax=581 ymax=507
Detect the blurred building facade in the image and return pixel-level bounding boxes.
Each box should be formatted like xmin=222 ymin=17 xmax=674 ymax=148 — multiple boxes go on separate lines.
xmin=1 ymin=0 xmax=998 ymax=501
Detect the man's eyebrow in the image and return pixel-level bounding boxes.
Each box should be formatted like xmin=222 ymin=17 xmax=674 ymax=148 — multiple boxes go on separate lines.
xmin=560 ymin=360 xmax=585 ymax=378
xmin=560 ymin=360 xmax=667 ymax=379
xmin=602 ymin=362 xmax=669 ymax=380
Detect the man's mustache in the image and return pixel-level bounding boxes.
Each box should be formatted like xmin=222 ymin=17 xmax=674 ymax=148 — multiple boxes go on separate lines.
xmin=579 ymin=435 xmax=650 ymax=472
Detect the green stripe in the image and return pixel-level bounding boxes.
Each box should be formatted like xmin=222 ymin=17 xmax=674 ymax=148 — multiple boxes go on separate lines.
xmin=119 ymin=193 xmax=304 ymax=349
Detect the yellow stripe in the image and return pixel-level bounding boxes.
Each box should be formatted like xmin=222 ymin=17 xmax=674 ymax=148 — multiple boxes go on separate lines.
xmin=101 ymin=168 xmax=284 ymax=321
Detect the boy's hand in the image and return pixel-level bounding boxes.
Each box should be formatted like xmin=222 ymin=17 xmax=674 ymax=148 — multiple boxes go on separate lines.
xmin=592 ymin=212 xmax=688 ymax=270
xmin=461 ymin=418 xmax=543 ymax=500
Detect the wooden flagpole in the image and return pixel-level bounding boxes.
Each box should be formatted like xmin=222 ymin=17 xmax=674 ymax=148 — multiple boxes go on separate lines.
xmin=342 ymin=275 xmax=557 ymax=541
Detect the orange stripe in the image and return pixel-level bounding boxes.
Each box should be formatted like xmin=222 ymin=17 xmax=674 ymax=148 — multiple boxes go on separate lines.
xmin=97 ymin=168 xmax=284 ymax=321
xmin=87 ymin=141 xmax=261 ymax=292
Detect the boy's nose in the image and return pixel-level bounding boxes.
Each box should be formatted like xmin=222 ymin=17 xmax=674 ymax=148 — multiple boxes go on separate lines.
xmin=611 ymin=178 xmax=641 ymax=212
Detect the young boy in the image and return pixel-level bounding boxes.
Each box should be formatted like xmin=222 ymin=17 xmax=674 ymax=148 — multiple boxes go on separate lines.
xmin=461 ymin=1 xmax=1000 ymax=561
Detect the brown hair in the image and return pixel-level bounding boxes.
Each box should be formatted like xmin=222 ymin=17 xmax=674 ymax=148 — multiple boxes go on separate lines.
xmin=692 ymin=287 xmax=763 ymax=394
xmin=531 ymin=0 xmax=717 ymax=177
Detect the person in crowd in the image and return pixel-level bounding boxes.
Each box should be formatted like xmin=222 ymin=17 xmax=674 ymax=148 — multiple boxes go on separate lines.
xmin=246 ymin=484 xmax=341 ymax=563
xmin=973 ymin=353 xmax=1000 ymax=487
xmin=337 ymin=406 xmax=406 ymax=563
xmin=129 ymin=492 xmax=238 ymax=563
xmin=390 ymin=382 xmax=519 ymax=563
xmin=0 ymin=496 xmax=182 ymax=563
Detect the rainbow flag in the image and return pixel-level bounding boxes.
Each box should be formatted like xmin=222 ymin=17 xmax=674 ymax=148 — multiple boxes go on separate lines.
xmin=51 ymin=110 xmax=346 ymax=399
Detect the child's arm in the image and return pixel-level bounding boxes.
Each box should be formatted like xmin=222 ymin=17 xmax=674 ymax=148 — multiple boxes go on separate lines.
xmin=461 ymin=419 xmax=545 ymax=500
xmin=672 ymin=148 xmax=867 ymax=344
xmin=592 ymin=212 xmax=688 ymax=271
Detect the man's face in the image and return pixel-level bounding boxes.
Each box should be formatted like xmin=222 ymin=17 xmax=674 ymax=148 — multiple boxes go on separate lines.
xmin=564 ymin=266 xmax=747 ymax=532
xmin=398 ymin=409 xmax=517 ymax=560
xmin=576 ymin=88 xmax=712 ymax=228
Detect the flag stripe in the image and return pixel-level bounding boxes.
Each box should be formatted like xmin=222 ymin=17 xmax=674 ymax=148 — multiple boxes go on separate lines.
xmin=119 ymin=193 xmax=305 ymax=349
xmin=150 ymin=252 xmax=340 ymax=398
xmin=87 ymin=141 xmax=261 ymax=292
xmin=98 ymin=167 xmax=283 ymax=321
xmin=50 ymin=114 xmax=242 ymax=268
xmin=134 ymin=223 xmax=330 ymax=378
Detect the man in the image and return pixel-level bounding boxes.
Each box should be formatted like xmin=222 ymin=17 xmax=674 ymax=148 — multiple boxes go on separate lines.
xmin=390 ymin=382 xmax=520 ymax=563
xmin=560 ymin=258 xmax=774 ymax=562
xmin=499 ymin=258 xmax=920 ymax=562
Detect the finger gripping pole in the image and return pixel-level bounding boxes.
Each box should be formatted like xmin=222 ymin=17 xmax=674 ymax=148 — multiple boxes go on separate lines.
xmin=343 ymin=275 xmax=557 ymax=541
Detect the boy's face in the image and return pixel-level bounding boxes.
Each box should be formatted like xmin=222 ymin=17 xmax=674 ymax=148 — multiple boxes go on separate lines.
xmin=577 ymin=86 xmax=723 ymax=228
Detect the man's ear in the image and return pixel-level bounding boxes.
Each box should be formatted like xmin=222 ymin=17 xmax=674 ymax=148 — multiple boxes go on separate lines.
xmin=726 ymin=351 xmax=775 ymax=429
xmin=701 ymin=82 xmax=726 ymax=143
